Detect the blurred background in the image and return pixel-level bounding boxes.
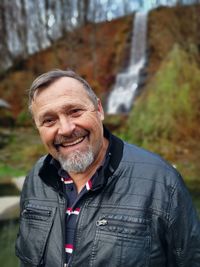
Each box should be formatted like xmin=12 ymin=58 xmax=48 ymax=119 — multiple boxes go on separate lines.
xmin=0 ymin=0 xmax=200 ymax=266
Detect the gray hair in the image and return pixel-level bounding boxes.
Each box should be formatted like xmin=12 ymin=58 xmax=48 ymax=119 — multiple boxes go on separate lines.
xmin=28 ymin=69 xmax=98 ymax=112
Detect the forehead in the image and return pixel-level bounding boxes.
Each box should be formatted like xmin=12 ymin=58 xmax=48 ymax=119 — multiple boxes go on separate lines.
xmin=33 ymin=76 xmax=89 ymax=101
xmin=33 ymin=77 xmax=94 ymax=106
xmin=31 ymin=77 xmax=93 ymax=116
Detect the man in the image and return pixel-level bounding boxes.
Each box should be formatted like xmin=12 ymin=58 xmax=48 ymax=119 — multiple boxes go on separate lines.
xmin=16 ymin=69 xmax=200 ymax=267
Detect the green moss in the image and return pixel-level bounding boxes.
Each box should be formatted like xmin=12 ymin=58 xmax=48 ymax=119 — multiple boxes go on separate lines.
xmin=125 ymin=44 xmax=200 ymax=150
xmin=0 ymin=164 xmax=25 ymax=179
xmin=0 ymin=128 xmax=45 ymax=180
xmin=16 ymin=110 xmax=32 ymax=127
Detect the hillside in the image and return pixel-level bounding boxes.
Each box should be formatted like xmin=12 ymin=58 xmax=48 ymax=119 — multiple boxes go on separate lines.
xmin=148 ymin=4 xmax=200 ymax=75
xmin=0 ymin=4 xmax=200 ymax=206
xmin=0 ymin=5 xmax=200 ymax=267
xmin=121 ymin=5 xmax=200 ymax=209
xmin=0 ymin=15 xmax=132 ymax=118
xmin=1 ymin=5 xmax=200 ymax=118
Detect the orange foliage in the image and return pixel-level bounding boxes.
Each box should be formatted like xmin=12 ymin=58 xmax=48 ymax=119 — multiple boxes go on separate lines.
xmin=0 ymin=15 xmax=132 ymax=117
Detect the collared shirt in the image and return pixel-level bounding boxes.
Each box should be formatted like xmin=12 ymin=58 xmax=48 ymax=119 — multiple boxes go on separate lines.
xmin=56 ymin=134 xmax=112 ymax=265
xmin=60 ymin=171 xmax=96 ymax=264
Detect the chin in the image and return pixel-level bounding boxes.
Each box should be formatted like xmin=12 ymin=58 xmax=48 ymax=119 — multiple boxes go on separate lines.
xmin=58 ymin=149 xmax=94 ymax=173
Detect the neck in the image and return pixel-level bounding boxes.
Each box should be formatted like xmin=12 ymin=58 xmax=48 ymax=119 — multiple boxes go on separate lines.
xmin=69 ymin=137 xmax=109 ymax=193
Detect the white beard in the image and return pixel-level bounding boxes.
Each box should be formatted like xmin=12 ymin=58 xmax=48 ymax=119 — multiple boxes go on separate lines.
xmin=58 ymin=147 xmax=94 ymax=173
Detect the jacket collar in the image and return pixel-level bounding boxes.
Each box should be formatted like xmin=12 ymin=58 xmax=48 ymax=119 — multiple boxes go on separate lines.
xmin=38 ymin=127 xmax=124 ymax=193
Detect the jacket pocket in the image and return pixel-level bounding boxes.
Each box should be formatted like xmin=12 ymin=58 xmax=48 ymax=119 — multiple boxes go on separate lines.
xmin=16 ymin=203 xmax=56 ymax=266
xmin=91 ymin=214 xmax=151 ymax=267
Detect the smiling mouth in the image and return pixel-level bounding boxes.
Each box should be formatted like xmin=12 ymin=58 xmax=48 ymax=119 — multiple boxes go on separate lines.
xmin=61 ymin=137 xmax=85 ymax=147
xmin=55 ymin=136 xmax=85 ymax=149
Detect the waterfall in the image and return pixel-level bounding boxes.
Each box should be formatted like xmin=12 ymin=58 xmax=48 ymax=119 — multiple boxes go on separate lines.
xmin=106 ymin=11 xmax=148 ymax=114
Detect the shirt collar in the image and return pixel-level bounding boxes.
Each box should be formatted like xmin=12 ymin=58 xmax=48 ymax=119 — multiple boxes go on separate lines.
xmin=39 ymin=126 xmax=124 ymax=193
xmin=51 ymin=126 xmax=112 ymax=189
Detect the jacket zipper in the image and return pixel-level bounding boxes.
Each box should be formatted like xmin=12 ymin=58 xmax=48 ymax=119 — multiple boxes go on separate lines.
xmin=96 ymin=217 xmax=147 ymax=230
xmin=68 ymin=197 xmax=91 ymax=267
xmin=22 ymin=207 xmax=52 ymax=217
xmin=60 ymin=193 xmax=67 ymax=267
xmin=96 ymin=218 xmax=108 ymax=226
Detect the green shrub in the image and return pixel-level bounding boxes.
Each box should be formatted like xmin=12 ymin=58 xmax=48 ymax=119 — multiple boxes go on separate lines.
xmin=125 ymin=44 xmax=200 ymax=150
xmin=16 ymin=110 xmax=32 ymax=127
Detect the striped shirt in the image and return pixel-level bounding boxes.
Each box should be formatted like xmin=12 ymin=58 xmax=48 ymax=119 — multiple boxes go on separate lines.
xmin=54 ymin=129 xmax=112 ymax=266
xmin=60 ymin=170 xmax=97 ymax=265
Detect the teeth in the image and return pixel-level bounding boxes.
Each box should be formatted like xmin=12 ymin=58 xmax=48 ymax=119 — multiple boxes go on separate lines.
xmin=62 ymin=137 xmax=84 ymax=147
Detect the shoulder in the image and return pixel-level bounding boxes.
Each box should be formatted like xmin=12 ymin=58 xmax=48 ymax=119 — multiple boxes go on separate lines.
xmin=26 ymin=155 xmax=48 ymax=179
xmin=120 ymin=141 xmax=182 ymax=188
xmin=114 ymin=142 xmax=192 ymax=221
xmin=122 ymin=142 xmax=172 ymax=167
xmin=21 ymin=155 xmax=49 ymax=197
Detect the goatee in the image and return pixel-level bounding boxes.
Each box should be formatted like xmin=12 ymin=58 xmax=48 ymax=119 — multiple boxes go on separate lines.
xmin=58 ymin=148 xmax=94 ymax=173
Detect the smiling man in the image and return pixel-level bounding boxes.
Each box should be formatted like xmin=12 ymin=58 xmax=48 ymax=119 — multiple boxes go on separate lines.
xmin=31 ymin=74 xmax=108 ymax=193
xmin=16 ymin=69 xmax=200 ymax=267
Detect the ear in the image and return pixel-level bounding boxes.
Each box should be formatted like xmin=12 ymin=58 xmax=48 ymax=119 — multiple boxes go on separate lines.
xmin=97 ymin=98 xmax=104 ymax=121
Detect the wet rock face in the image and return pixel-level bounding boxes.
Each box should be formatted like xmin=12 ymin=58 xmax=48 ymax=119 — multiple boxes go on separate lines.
xmin=0 ymin=116 xmax=15 ymax=128
xmin=0 ymin=99 xmax=14 ymax=128
xmin=0 ymin=132 xmax=11 ymax=149
xmin=0 ymin=182 xmax=20 ymax=196
xmin=0 ymin=118 xmax=14 ymax=148
xmin=0 ymin=111 xmax=14 ymax=131
xmin=0 ymin=99 xmax=11 ymax=109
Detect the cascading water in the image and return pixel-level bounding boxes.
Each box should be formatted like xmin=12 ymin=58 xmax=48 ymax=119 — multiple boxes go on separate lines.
xmin=106 ymin=11 xmax=148 ymax=114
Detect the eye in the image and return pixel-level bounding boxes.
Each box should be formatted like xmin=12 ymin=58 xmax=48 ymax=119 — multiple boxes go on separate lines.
xmin=42 ymin=117 xmax=56 ymax=127
xmin=68 ymin=109 xmax=84 ymax=117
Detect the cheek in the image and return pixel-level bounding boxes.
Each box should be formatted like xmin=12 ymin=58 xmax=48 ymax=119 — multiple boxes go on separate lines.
xmin=88 ymin=119 xmax=104 ymax=140
xmin=39 ymin=129 xmax=55 ymax=146
xmin=84 ymin=114 xmax=103 ymax=129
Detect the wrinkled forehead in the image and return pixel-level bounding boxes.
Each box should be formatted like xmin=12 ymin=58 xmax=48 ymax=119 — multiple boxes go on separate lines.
xmin=32 ymin=76 xmax=88 ymax=101
xmin=31 ymin=78 xmax=96 ymax=118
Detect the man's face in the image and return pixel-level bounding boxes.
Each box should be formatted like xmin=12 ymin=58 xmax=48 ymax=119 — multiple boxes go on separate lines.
xmin=31 ymin=77 xmax=105 ymax=173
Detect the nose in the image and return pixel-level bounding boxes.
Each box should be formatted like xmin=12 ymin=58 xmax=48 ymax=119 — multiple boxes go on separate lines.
xmin=57 ymin=115 xmax=75 ymax=136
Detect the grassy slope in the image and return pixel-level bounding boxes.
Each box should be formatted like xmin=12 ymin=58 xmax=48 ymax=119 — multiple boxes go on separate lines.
xmin=138 ymin=5 xmax=200 ymax=210
xmin=147 ymin=5 xmax=200 ymax=75
xmin=116 ymin=44 xmax=200 ymax=212
xmin=105 ymin=5 xmax=200 ymax=212
xmin=0 ymin=127 xmax=45 ymax=179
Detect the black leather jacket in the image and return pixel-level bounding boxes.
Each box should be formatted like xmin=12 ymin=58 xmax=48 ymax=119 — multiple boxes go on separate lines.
xmin=16 ymin=132 xmax=200 ymax=267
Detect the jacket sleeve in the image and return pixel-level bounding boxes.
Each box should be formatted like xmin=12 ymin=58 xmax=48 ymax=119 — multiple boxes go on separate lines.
xmin=16 ymin=171 xmax=41 ymax=267
xmin=166 ymin=173 xmax=200 ymax=266
xmin=15 ymin=175 xmax=31 ymax=267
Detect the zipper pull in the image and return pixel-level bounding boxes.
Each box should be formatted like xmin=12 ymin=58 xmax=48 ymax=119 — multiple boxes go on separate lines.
xmin=96 ymin=218 xmax=108 ymax=226
xmin=21 ymin=208 xmax=27 ymax=216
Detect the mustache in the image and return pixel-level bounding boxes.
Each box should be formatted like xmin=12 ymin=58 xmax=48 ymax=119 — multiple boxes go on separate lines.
xmin=54 ymin=129 xmax=88 ymax=146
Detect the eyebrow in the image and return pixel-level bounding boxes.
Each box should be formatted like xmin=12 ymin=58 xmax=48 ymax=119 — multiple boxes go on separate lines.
xmin=38 ymin=103 xmax=88 ymax=121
